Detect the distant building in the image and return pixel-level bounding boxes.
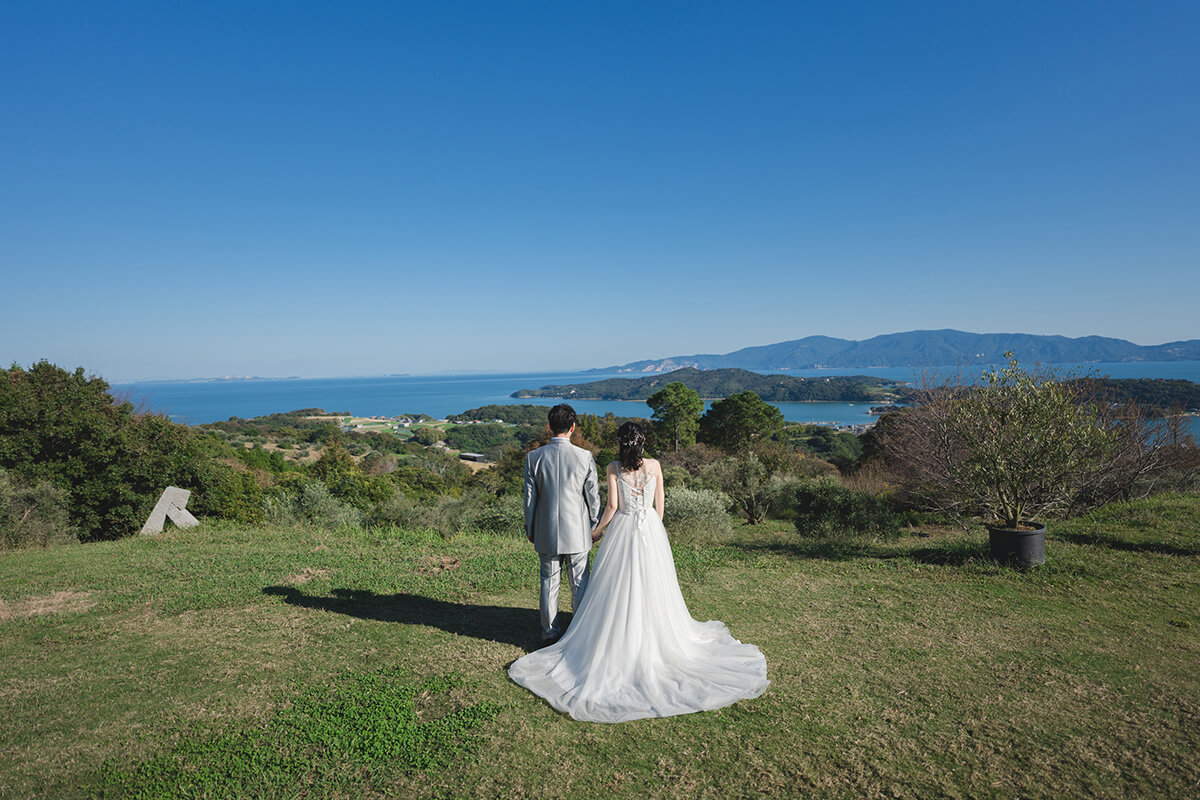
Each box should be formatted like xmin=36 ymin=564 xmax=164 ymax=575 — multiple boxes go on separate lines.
xmin=459 ymin=452 xmax=489 ymax=463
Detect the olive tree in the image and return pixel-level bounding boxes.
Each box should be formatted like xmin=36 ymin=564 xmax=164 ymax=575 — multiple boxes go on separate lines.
xmin=876 ymin=355 xmax=1122 ymax=529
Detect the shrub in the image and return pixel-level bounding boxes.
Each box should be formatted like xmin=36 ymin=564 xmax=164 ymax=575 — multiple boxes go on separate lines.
xmin=0 ymin=468 xmax=79 ymax=548
xmin=190 ymin=462 xmax=265 ymax=525
xmin=698 ymin=452 xmax=813 ymax=524
xmin=443 ymin=424 xmax=519 ymax=460
xmin=310 ymin=440 xmax=393 ymax=510
xmin=658 ymin=443 xmax=725 ymax=477
xmin=388 ymin=494 xmax=480 ymax=538
xmin=872 ymin=356 xmax=1193 ymax=527
xmin=409 ymin=427 xmax=443 ymax=447
xmin=263 ymin=480 xmax=365 ymax=529
xmin=782 ymin=476 xmax=901 ymax=538
xmin=0 ymin=362 xmax=229 ymax=540
xmin=661 ymin=465 xmax=693 ymax=490
xmin=663 ymin=486 xmax=733 ymax=539
xmin=459 ymin=493 xmax=524 ymax=536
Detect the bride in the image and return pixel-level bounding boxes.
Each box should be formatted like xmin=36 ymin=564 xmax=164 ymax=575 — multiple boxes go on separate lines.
xmin=508 ymin=422 xmax=769 ymax=723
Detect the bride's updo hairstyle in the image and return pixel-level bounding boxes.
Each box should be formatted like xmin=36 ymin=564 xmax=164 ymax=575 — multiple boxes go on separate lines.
xmin=617 ymin=421 xmax=646 ymax=471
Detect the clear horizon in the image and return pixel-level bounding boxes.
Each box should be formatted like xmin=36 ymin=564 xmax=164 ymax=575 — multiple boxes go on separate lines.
xmin=4 ymin=2 xmax=1198 ymax=383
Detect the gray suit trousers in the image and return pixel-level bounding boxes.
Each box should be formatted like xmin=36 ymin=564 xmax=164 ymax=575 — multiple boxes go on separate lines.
xmin=539 ymin=551 xmax=589 ymax=638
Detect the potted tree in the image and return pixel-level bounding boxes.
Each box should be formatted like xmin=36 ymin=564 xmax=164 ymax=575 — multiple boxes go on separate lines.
xmin=879 ymin=354 xmax=1117 ymax=568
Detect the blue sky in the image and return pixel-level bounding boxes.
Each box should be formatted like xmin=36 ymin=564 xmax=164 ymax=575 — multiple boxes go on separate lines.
xmin=2 ymin=1 xmax=1198 ymax=382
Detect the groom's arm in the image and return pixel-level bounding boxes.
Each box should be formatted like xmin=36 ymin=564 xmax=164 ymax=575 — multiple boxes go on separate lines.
xmin=583 ymin=457 xmax=601 ymax=530
xmin=523 ymin=453 xmax=537 ymax=543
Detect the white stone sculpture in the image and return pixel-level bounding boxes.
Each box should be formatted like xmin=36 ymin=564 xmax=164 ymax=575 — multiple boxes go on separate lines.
xmin=140 ymin=486 xmax=200 ymax=535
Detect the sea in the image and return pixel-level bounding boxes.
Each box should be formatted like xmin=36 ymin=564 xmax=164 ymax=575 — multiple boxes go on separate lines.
xmin=114 ymin=362 xmax=1200 ymax=437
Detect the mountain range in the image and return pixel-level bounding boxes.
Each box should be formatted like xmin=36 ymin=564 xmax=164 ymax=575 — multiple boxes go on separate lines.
xmin=590 ymin=330 xmax=1200 ymax=373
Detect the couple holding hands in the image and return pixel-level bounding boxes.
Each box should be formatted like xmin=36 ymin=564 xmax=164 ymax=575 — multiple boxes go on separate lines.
xmin=508 ymin=404 xmax=769 ymax=724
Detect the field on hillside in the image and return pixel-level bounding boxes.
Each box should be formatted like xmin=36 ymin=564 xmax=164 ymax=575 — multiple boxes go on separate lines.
xmin=2 ymin=496 xmax=1198 ymax=799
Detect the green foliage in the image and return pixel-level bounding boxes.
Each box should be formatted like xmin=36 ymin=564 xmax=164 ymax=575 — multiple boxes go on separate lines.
xmin=408 ymin=427 xmax=444 ymax=447
xmin=231 ymin=444 xmax=289 ymax=474
xmin=0 ymin=467 xmax=79 ymax=548
xmin=448 ymin=404 xmax=552 ymax=425
xmin=189 ymin=463 xmax=265 ymax=525
xmin=781 ymin=476 xmax=901 ymax=538
xmin=750 ymin=441 xmax=840 ymax=479
xmin=647 ymin=382 xmax=704 ymax=452
xmin=663 ymin=486 xmax=733 ymax=539
xmin=698 ymin=391 xmax=784 ymax=453
xmin=471 ymin=447 xmax=526 ymax=496
xmin=458 ymin=493 xmax=524 ymax=535
xmin=263 ymin=479 xmax=367 ymax=528
xmin=700 ymin=452 xmax=797 ymax=524
xmin=661 ymin=465 xmax=693 ymax=489
xmin=394 ymin=464 xmax=450 ymax=501
xmin=515 ymin=367 xmax=901 ymax=401
xmin=98 ymin=670 xmax=501 ymax=797
xmin=786 ymin=424 xmax=864 ymax=468
xmin=205 ymin=409 xmax=345 ymax=445
xmin=0 ymin=361 xmax=232 ymax=540
xmin=310 ymin=440 xmax=393 ymax=510
xmin=1069 ymin=377 xmax=1200 ymax=412
xmin=443 ymin=423 xmax=528 ymax=460
xmin=382 ymin=491 xmax=504 ymax=538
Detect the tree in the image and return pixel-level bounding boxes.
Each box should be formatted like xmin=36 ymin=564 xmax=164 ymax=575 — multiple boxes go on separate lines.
xmin=872 ymin=355 xmax=1170 ymax=528
xmin=647 ymin=382 xmax=703 ymax=452
xmin=0 ymin=361 xmax=258 ymax=540
xmin=698 ymin=391 xmax=784 ymax=453
xmin=408 ymin=427 xmax=443 ymax=447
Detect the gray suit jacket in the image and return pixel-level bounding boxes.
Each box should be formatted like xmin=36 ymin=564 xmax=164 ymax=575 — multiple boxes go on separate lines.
xmin=524 ymin=436 xmax=601 ymax=555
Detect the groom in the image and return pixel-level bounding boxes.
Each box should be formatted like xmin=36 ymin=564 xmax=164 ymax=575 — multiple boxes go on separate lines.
xmin=523 ymin=404 xmax=601 ymax=643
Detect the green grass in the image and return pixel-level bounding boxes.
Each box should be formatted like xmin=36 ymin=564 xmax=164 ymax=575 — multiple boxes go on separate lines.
xmin=2 ymin=494 xmax=1199 ymax=799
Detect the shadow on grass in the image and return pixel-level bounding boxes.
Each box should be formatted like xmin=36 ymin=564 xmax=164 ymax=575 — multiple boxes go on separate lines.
xmin=730 ymin=536 xmax=992 ymax=565
xmin=1053 ymin=531 xmax=1200 ymax=558
xmin=263 ymin=586 xmax=557 ymax=652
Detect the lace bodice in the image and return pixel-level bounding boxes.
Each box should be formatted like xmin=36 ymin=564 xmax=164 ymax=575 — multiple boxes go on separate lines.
xmin=616 ymin=463 xmax=656 ymax=520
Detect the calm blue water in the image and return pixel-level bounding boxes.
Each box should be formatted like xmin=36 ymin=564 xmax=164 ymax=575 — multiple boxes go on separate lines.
xmin=115 ymin=362 xmax=1200 ymax=436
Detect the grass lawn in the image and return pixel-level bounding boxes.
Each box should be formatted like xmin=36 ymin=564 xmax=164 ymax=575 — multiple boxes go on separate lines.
xmin=1 ymin=494 xmax=1198 ymax=799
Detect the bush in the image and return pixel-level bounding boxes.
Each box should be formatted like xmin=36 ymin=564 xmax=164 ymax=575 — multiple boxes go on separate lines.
xmin=661 ymin=465 xmax=693 ymax=490
xmin=459 ymin=493 xmax=524 ymax=536
xmin=409 ymin=427 xmax=443 ymax=447
xmin=190 ymin=462 xmax=265 ymax=525
xmin=443 ymin=423 xmax=520 ymax=460
xmin=385 ymin=494 xmax=477 ymax=538
xmin=263 ymin=480 xmax=365 ymax=529
xmin=873 ymin=356 xmax=1194 ymax=527
xmin=0 ymin=362 xmax=234 ymax=540
xmin=663 ymin=487 xmax=733 ymax=540
xmin=698 ymin=452 xmax=815 ymax=524
xmin=0 ymin=468 xmax=79 ymax=548
xmin=781 ymin=477 xmax=900 ymax=538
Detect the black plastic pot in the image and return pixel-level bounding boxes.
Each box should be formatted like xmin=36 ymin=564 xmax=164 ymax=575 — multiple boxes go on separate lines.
xmin=987 ymin=522 xmax=1046 ymax=569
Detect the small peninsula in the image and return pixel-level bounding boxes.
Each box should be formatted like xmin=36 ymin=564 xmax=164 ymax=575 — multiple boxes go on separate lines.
xmin=512 ymin=367 xmax=904 ymax=402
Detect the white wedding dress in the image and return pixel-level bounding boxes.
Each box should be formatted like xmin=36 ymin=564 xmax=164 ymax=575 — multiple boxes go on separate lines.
xmin=508 ymin=462 xmax=769 ymax=723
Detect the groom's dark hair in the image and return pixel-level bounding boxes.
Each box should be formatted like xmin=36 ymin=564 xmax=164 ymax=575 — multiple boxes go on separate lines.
xmin=548 ymin=404 xmax=577 ymax=435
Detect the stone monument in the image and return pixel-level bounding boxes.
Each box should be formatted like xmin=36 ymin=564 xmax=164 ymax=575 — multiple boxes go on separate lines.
xmin=140 ymin=486 xmax=200 ymax=535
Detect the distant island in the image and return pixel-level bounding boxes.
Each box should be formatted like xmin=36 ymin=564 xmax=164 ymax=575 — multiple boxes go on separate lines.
xmin=590 ymin=329 xmax=1200 ymax=373
xmin=513 ymin=368 xmax=904 ymax=402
